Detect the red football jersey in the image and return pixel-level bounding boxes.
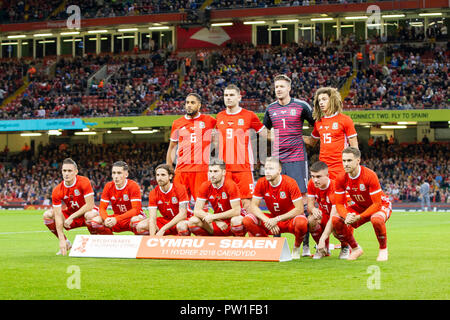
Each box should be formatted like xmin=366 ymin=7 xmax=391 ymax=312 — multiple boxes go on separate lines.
xmin=306 ymin=178 xmax=335 ymax=216
xmin=216 ymin=107 xmax=264 ymax=172
xmin=311 ymin=112 xmax=357 ymax=170
xmin=52 ymin=175 xmax=94 ymax=214
xmin=335 ymin=166 xmax=388 ymax=213
xmin=148 ymin=183 xmax=190 ymax=220
xmin=170 ymin=113 xmax=217 ymax=172
xmin=253 ymin=175 xmax=303 ymax=217
xmin=100 ymin=179 xmax=143 ymax=216
xmin=197 ymin=178 xmax=241 ymax=215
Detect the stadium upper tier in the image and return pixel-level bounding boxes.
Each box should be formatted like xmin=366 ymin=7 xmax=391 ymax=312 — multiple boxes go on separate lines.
xmin=0 ymin=0 xmax=424 ymax=24
xmin=0 ymin=41 xmax=448 ymax=119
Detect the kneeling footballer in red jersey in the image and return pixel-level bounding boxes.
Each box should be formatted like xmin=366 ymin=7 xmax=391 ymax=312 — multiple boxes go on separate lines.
xmin=333 ymin=147 xmax=392 ymax=261
xmin=135 ymin=164 xmax=192 ymax=236
xmin=85 ymin=161 xmax=145 ymax=235
xmin=188 ymin=158 xmax=246 ymax=237
xmin=243 ymin=157 xmax=308 ymax=259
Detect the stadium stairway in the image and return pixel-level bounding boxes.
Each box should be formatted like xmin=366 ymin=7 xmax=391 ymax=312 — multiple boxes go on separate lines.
xmin=200 ymin=0 xmax=214 ymax=10
xmin=0 ymin=76 xmax=29 ymax=109
xmin=47 ymin=0 xmax=68 ymax=20
xmin=339 ymin=70 xmax=357 ymax=101
xmin=142 ymin=65 xmax=183 ymax=115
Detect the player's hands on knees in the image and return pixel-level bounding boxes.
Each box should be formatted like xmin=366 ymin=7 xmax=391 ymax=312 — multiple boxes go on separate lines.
xmin=311 ymin=208 xmax=322 ymax=220
xmin=345 ymin=213 xmax=359 ymax=225
xmin=264 ymin=218 xmax=278 ymax=230
xmin=269 ymin=225 xmax=281 ymax=235
xmin=63 ymin=217 xmax=73 ymax=229
xmin=104 ymin=217 xmax=117 ymax=228
xmin=215 ymin=220 xmax=228 ymax=231
xmin=203 ymin=214 xmax=214 ymax=224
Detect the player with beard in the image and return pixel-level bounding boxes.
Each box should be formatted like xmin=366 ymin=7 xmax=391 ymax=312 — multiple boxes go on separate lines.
xmin=243 ymin=157 xmax=308 ymax=259
xmin=167 ymin=93 xmax=217 ymax=201
xmin=134 ymin=164 xmax=192 ymax=236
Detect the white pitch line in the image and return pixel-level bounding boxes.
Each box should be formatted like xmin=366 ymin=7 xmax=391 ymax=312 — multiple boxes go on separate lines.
xmin=0 ymin=230 xmax=48 ymax=235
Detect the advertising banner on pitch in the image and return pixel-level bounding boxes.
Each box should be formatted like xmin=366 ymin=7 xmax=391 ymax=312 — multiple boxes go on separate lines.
xmin=69 ymin=235 xmax=292 ymax=262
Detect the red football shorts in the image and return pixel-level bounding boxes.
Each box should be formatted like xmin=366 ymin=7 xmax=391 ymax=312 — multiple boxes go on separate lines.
xmin=174 ymin=171 xmax=208 ymax=201
xmin=62 ymin=206 xmax=99 ymax=230
xmin=226 ymin=171 xmax=254 ymax=199
xmin=346 ymin=200 xmax=392 ymax=228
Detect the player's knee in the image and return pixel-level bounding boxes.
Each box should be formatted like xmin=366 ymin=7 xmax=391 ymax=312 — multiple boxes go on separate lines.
xmin=84 ymin=210 xmax=98 ymax=221
xmin=230 ymin=215 xmax=243 ymax=226
xmin=176 ymin=220 xmax=189 ymax=231
xmin=43 ymin=209 xmax=54 ymax=219
xmin=242 ymin=214 xmax=257 ymax=228
xmin=90 ymin=215 xmax=103 ymax=225
xmin=308 ymin=215 xmax=318 ymax=228
xmin=188 ymin=216 xmax=201 ymax=227
xmin=132 ymin=218 xmax=145 ymax=231
xmin=331 ymin=215 xmax=344 ymax=228
xmin=294 ymin=215 xmax=308 ymax=230
xmin=370 ymin=213 xmax=385 ymax=225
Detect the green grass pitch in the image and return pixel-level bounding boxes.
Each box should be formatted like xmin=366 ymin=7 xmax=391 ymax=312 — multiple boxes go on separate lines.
xmin=0 ymin=209 xmax=449 ymax=300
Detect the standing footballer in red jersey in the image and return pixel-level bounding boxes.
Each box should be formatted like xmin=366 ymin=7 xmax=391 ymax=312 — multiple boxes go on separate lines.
xmin=44 ymin=158 xmax=98 ymax=256
xmin=306 ymin=161 xmax=350 ymax=260
xmin=333 ymin=147 xmax=392 ymax=261
xmin=215 ymin=84 xmax=267 ymax=213
xmin=305 ymin=87 xmax=358 ymax=180
xmin=243 ymin=157 xmax=308 ymax=259
xmin=85 ymin=161 xmax=145 ymax=235
xmin=187 ymin=158 xmax=246 ymax=237
xmin=134 ymin=164 xmax=192 ymax=236
xmin=166 ymin=93 xmax=216 ymax=201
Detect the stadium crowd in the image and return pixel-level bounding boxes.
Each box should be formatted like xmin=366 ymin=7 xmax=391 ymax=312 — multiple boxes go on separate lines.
xmin=0 ymin=139 xmax=448 ymax=207
xmin=345 ymin=43 xmax=449 ymax=110
xmin=0 ymin=37 xmax=448 ymax=119
xmin=0 ymin=1 xmax=411 ymax=24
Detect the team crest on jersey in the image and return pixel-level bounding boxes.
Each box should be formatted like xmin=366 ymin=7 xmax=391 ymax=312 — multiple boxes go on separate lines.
xmin=290 ymin=109 xmax=296 ymax=116
xmin=222 ymin=192 xmax=227 ymax=199
xmin=74 ymin=189 xmax=80 ymax=196
xmin=280 ymin=191 xmax=286 ymax=199
xmin=172 ymin=197 xmax=178 ymax=204
xmin=123 ymin=194 xmax=129 ymax=201
xmin=198 ymin=121 xmax=205 ymax=129
xmin=360 ymin=184 xmax=366 ymax=191
xmin=332 ymin=122 xmax=339 ymax=130
xmin=238 ymin=119 xmax=244 ymax=126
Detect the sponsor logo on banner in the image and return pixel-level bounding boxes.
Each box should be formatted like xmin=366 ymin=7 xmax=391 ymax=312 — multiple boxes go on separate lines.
xmin=69 ymin=235 xmax=142 ymax=258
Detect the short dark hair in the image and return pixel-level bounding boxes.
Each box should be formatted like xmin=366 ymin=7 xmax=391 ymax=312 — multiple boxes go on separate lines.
xmin=155 ymin=164 xmax=174 ymax=179
xmin=209 ymin=158 xmax=226 ymax=170
xmin=342 ymin=147 xmax=361 ymax=159
xmin=112 ymin=161 xmax=129 ymax=171
xmin=310 ymin=161 xmax=328 ymax=173
xmin=62 ymin=158 xmax=77 ymax=170
xmin=264 ymin=157 xmax=282 ymax=168
xmin=186 ymin=93 xmax=202 ymax=104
